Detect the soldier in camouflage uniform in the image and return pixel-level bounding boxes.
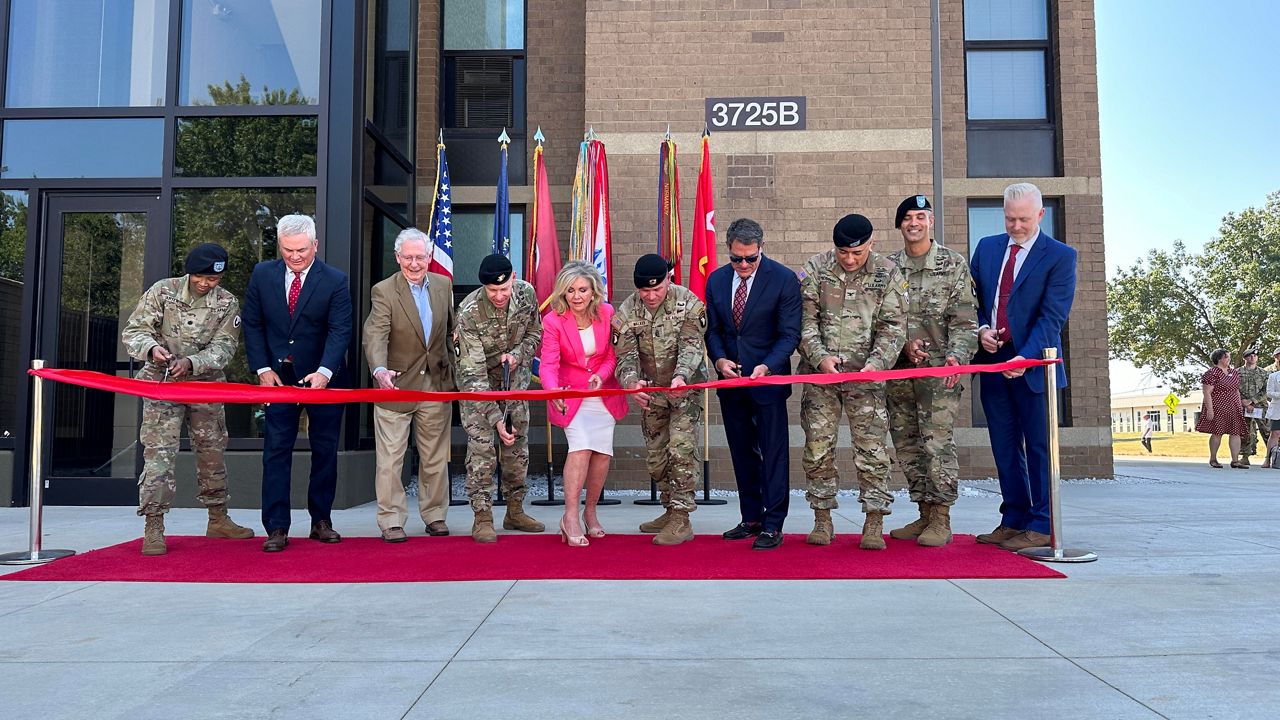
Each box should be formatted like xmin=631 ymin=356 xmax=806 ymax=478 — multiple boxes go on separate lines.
xmin=120 ymin=243 xmax=254 ymax=556
xmin=1237 ymin=348 xmax=1270 ymax=466
xmin=612 ymin=254 xmax=708 ymax=546
xmin=884 ymin=195 xmax=979 ymax=547
xmin=455 ymin=254 xmax=545 ymax=542
xmin=799 ymin=214 xmax=907 ymax=550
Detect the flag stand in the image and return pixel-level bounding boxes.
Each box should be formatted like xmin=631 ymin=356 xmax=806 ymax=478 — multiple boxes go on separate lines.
xmin=531 ymin=416 xmax=563 ymax=506
xmin=695 ymin=387 xmax=726 ymax=505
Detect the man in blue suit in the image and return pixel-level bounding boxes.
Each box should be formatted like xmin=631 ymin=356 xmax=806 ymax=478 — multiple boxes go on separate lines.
xmin=242 ymin=214 xmax=353 ymax=552
xmin=970 ymin=183 xmax=1076 ymax=551
xmin=705 ymin=218 xmax=802 ymax=550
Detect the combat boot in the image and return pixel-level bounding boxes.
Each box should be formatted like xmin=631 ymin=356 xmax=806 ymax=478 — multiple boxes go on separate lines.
xmin=806 ymin=508 xmax=834 ymax=545
xmin=207 ymin=505 xmax=255 ymax=539
xmin=859 ymin=512 xmax=886 ymax=551
xmin=472 ymin=509 xmax=498 ymax=543
xmin=639 ymin=509 xmax=673 ymax=533
xmin=502 ymin=496 xmax=545 ymax=533
xmin=889 ymin=502 xmax=931 ymax=540
xmin=142 ymin=515 xmax=167 ymax=556
xmin=917 ymin=504 xmax=953 ymax=547
xmin=652 ymin=510 xmax=694 ymax=545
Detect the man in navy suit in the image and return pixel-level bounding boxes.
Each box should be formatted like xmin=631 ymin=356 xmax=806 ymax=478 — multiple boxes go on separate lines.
xmin=242 ymin=214 xmax=353 ymax=552
xmin=705 ymin=218 xmax=801 ymax=550
xmin=970 ymin=183 xmax=1076 ymax=552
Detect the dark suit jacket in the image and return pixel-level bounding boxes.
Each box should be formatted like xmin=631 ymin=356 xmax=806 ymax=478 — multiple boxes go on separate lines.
xmin=970 ymin=231 xmax=1076 ymax=393
xmin=362 ymin=271 xmax=456 ymax=412
xmin=242 ymin=258 xmax=353 ymax=388
xmin=704 ymin=255 xmax=802 ymax=404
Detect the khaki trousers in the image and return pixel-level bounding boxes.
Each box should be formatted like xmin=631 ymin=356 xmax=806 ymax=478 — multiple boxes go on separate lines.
xmin=373 ymin=401 xmax=451 ymax=530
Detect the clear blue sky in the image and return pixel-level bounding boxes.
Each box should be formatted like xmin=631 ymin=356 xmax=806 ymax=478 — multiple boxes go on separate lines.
xmin=1098 ymin=0 xmax=1280 ymax=278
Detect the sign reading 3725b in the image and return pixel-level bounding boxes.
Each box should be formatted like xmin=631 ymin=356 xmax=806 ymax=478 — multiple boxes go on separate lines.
xmin=705 ymin=97 xmax=806 ymax=131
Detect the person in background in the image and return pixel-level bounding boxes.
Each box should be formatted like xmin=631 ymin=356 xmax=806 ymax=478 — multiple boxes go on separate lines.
xmin=1263 ymin=351 xmax=1280 ymax=469
xmin=1236 ymin=348 xmax=1270 ymax=467
xmin=539 ymin=261 xmax=628 ymax=547
xmin=1195 ymin=348 xmax=1248 ymax=469
xmin=1141 ymin=416 xmax=1155 ymax=454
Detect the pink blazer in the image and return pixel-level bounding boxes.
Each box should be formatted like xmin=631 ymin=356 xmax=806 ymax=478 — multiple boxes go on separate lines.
xmin=540 ymin=303 xmax=629 ymax=428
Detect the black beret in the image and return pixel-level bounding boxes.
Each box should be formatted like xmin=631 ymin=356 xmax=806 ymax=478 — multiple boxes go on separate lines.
xmin=185 ymin=243 xmax=228 ymax=275
xmin=478 ymin=254 xmax=513 ymax=285
xmin=633 ymin=253 xmax=671 ymax=288
xmin=833 ymin=214 xmax=874 ymax=248
xmin=895 ymin=194 xmax=932 ymax=228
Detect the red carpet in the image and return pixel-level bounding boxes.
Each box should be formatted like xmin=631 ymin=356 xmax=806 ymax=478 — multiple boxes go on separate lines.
xmin=1 ymin=533 xmax=1063 ymax=583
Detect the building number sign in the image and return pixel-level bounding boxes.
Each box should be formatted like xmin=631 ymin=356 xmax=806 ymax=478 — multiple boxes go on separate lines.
xmin=705 ymin=96 xmax=806 ymax=131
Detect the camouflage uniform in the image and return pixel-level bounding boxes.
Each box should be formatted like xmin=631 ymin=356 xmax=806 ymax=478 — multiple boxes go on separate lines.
xmin=884 ymin=241 xmax=979 ymax=506
xmin=121 ymin=276 xmax=240 ymax=516
xmin=1238 ymin=365 xmax=1270 ymax=459
xmin=455 ymin=279 xmax=542 ymax=512
xmin=612 ymin=283 xmax=708 ymax=513
xmin=798 ymin=249 xmax=907 ymax=514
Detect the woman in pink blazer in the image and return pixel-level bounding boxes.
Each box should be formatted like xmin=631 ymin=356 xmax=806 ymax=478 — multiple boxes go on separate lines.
xmin=540 ymin=261 xmax=629 ymax=546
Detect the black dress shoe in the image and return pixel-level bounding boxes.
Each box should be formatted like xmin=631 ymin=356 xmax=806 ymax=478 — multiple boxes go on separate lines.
xmin=752 ymin=531 xmax=783 ymax=550
xmin=722 ymin=522 xmax=763 ymax=540
xmin=309 ymin=519 xmax=341 ymax=543
xmin=263 ymin=529 xmax=289 ymax=553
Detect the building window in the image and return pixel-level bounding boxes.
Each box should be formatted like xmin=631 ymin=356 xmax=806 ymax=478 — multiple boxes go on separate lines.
xmin=179 ymin=0 xmax=322 ymax=106
xmin=449 ymin=206 xmax=525 ymax=293
xmin=966 ymin=197 xmax=1070 ymax=427
xmin=440 ymin=0 xmax=526 ymax=186
xmin=1 ymin=118 xmax=164 ymax=178
xmin=963 ymin=0 xmax=1056 ymax=177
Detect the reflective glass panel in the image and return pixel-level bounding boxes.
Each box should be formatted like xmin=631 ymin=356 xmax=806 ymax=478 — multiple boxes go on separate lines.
xmin=443 ymin=0 xmax=523 ymax=50
xmin=2 ymin=119 xmax=163 ymax=178
xmin=52 ymin=211 xmax=146 ymax=476
xmin=180 ymin=0 xmax=321 ymax=105
xmin=965 ymin=50 xmax=1047 ymax=120
xmin=175 ymin=116 xmax=318 ymax=177
xmin=370 ymin=0 xmax=413 ymax=154
xmin=964 ymin=0 xmax=1048 ymax=40
xmin=0 ymin=192 xmax=28 ymax=439
xmin=6 ymin=0 xmax=168 ymax=107
xmin=172 ymin=188 xmax=317 ymax=438
xmin=450 ymin=208 xmax=524 ymax=286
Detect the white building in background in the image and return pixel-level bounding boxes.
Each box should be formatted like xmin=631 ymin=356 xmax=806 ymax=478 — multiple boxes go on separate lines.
xmin=1110 ymin=389 xmax=1204 ymax=434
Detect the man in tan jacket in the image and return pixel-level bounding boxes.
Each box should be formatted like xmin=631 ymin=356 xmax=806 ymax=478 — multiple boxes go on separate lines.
xmin=363 ymin=228 xmax=456 ymax=541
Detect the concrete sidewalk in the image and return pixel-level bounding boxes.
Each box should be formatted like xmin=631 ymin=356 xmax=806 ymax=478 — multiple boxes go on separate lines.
xmin=1 ymin=458 xmax=1277 ymax=719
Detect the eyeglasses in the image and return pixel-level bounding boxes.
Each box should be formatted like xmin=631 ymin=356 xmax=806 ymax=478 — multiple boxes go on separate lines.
xmin=729 ymin=253 xmax=760 ymax=265
xmin=398 ymin=254 xmax=429 ymax=264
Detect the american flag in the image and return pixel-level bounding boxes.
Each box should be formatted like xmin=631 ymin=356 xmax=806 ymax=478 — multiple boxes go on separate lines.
xmin=426 ymin=141 xmax=454 ymax=279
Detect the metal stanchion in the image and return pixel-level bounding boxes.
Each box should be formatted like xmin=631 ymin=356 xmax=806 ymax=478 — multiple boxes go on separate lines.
xmin=531 ymin=415 xmax=562 ymax=506
xmin=1 ymin=360 xmax=76 ymax=566
xmin=634 ymin=479 xmax=662 ymax=505
xmin=696 ymin=388 xmax=726 ymax=505
xmin=1019 ymin=348 xmax=1097 ymax=564
xmin=444 ymin=444 xmax=466 ymax=506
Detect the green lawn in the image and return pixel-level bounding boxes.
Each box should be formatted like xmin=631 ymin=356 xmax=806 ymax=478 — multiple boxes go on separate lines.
xmin=1113 ymin=431 xmax=1211 ymax=458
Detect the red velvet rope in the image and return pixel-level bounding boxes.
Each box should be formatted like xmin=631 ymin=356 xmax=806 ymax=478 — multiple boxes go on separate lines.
xmin=30 ymin=359 xmax=1057 ymax=405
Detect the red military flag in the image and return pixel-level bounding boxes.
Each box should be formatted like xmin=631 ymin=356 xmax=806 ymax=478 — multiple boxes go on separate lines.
xmin=527 ymin=129 xmax=562 ymax=312
xmin=657 ymin=134 xmax=682 ymax=284
xmin=687 ymin=128 xmax=716 ymax=301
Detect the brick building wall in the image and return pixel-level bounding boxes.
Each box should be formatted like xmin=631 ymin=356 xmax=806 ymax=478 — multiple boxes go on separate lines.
xmin=416 ymin=0 xmax=1110 ymax=485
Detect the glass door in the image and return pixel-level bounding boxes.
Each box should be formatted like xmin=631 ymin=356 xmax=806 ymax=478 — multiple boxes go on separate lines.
xmin=38 ymin=195 xmax=165 ymax=504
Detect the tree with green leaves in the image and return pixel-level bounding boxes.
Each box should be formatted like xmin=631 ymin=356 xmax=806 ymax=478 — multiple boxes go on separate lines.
xmin=1108 ymin=191 xmax=1280 ymax=393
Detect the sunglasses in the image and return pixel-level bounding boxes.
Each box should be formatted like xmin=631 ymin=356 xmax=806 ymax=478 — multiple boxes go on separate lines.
xmin=729 ymin=253 xmax=760 ymax=265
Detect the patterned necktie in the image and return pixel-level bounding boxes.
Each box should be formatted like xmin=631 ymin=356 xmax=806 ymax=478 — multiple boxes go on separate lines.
xmin=732 ymin=277 xmax=748 ymax=329
xmin=287 ymin=271 xmax=302 ymax=316
xmin=995 ymin=244 xmax=1021 ymax=342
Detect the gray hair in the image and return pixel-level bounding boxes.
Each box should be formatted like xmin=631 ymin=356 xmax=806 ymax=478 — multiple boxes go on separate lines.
xmin=725 ymin=218 xmax=764 ymax=248
xmin=1003 ymin=183 xmax=1043 ymax=212
xmin=394 ymin=227 xmax=430 ymax=254
xmin=277 ymin=214 xmax=316 ymax=243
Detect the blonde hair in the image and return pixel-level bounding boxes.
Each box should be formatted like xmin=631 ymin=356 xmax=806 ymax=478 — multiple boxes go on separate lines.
xmin=549 ymin=260 xmax=606 ymax=319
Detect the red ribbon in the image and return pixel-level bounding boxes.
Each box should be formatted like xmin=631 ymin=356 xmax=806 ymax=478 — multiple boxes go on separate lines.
xmin=30 ymin=359 xmax=1057 ymax=405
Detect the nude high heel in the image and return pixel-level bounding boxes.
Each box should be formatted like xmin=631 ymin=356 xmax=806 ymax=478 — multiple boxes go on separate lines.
xmin=560 ymin=518 xmax=589 ymax=547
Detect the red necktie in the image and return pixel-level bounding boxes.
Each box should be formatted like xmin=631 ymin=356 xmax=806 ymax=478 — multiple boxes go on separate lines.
xmin=287 ymin=271 xmax=302 ymax=316
xmin=732 ymin=278 xmax=748 ymax=329
xmin=995 ymin=244 xmax=1021 ymax=343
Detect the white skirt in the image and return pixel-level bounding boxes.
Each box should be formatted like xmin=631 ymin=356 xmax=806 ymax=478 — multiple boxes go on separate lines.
xmin=565 ymin=397 xmax=616 ymax=455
